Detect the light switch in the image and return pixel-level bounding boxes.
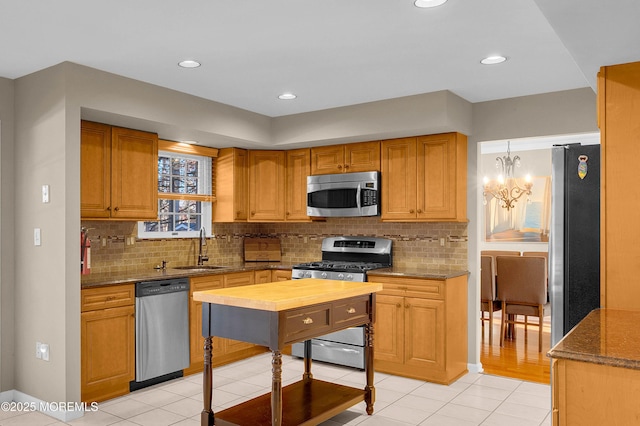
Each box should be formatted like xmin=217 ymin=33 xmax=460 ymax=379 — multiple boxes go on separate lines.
xmin=42 ymin=185 xmax=50 ymax=203
xmin=34 ymin=228 xmax=41 ymax=246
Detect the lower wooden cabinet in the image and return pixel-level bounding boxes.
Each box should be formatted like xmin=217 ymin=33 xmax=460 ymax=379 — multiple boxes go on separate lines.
xmin=81 ymin=284 xmax=135 ymax=403
xmin=368 ymin=274 xmax=467 ymax=384
xmin=185 ymin=271 xmax=267 ymax=375
xmin=254 ymin=269 xmax=272 ymax=284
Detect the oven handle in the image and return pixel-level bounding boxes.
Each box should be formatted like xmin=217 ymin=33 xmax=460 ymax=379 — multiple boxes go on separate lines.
xmin=356 ymin=184 xmax=361 ymax=210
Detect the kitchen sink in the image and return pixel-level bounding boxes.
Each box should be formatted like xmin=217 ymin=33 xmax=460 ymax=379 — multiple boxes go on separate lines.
xmin=172 ymin=265 xmax=228 ymax=271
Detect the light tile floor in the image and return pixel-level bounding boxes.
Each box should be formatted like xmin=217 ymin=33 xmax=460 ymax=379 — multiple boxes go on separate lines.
xmin=1 ymin=353 xmax=551 ymax=426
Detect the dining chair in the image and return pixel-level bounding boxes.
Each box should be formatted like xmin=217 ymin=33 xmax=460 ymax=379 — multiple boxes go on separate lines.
xmin=496 ymin=255 xmax=548 ymax=352
xmin=481 ymin=250 xmax=521 ymax=280
xmin=480 ymin=255 xmax=501 ymax=344
xmin=522 ymin=251 xmax=549 ymax=299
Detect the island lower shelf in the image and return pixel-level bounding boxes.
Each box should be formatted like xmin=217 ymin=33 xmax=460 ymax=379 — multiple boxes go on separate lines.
xmin=215 ymin=378 xmax=365 ymax=426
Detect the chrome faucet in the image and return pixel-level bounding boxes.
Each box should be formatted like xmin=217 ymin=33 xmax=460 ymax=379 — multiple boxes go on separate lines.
xmin=197 ymin=227 xmax=209 ymax=266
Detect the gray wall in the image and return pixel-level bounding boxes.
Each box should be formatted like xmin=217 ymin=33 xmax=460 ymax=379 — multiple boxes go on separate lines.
xmin=1 ymin=60 xmax=598 ymax=403
xmin=0 ymin=76 xmax=15 ymax=392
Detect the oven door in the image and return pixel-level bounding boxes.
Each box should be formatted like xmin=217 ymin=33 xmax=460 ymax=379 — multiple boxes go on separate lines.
xmin=307 ymin=173 xmax=379 ymax=217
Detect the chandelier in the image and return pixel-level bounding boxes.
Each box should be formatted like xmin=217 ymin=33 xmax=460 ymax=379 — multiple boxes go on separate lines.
xmin=483 ymin=141 xmax=533 ymax=211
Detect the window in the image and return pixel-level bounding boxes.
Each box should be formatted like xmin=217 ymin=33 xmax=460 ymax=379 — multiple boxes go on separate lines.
xmin=138 ymin=150 xmax=212 ymax=238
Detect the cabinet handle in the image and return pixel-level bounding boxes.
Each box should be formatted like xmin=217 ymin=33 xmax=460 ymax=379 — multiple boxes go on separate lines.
xmin=105 ymin=296 xmax=116 ymax=301
xmin=114 ymin=207 xmax=120 ymax=211
xmin=337 ymin=165 xmax=342 ymax=170
xmin=236 ymin=211 xmax=241 ymax=217
xmin=347 ymin=307 xmax=356 ymax=314
xmin=286 ymin=212 xmax=290 ymax=216
xmin=396 ymin=303 xmax=402 ymax=308
xmin=344 ymin=164 xmax=350 ymax=169
xmin=409 ymin=209 xmax=415 ymax=214
xmin=417 ymin=209 xmax=423 ymax=213
xmin=405 ymin=304 xmax=411 ymax=309
xmin=106 ymin=206 xmax=111 ymax=211
xmin=302 ymin=317 xmax=314 ymax=325
xmin=251 ymin=211 xmax=255 ymax=216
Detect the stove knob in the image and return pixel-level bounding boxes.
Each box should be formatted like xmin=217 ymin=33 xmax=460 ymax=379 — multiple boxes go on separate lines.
xmin=304 ymin=272 xmax=312 ymax=278
xmin=346 ymin=274 xmax=354 ymax=281
xmin=321 ymin=272 xmax=328 ymax=279
xmin=337 ymin=273 xmax=345 ymax=280
xmin=297 ymin=271 xmax=305 ymax=278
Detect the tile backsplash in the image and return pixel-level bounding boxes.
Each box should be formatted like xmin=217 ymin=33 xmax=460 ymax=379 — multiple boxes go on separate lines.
xmin=82 ymin=218 xmax=468 ymax=274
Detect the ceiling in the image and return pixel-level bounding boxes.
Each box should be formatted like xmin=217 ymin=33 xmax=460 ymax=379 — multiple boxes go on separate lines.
xmin=1 ymin=0 xmax=639 ymax=118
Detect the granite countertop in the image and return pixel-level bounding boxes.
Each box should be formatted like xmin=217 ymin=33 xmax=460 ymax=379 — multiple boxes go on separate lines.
xmin=81 ymin=262 xmax=470 ymax=288
xmin=368 ymin=265 xmax=469 ymax=280
xmin=548 ymin=308 xmax=640 ymax=370
xmin=81 ymin=262 xmax=296 ymax=289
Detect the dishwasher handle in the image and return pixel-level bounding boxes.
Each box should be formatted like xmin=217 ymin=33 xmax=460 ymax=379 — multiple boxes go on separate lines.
xmin=136 ymin=279 xmax=189 ymax=297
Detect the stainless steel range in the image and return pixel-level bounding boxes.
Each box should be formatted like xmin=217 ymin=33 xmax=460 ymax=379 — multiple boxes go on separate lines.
xmin=291 ymin=236 xmax=392 ymax=369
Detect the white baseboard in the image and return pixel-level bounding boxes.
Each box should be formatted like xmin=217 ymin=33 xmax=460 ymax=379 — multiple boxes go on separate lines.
xmin=9 ymin=390 xmax=87 ymax=422
xmin=468 ymin=363 xmax=484 ymax=374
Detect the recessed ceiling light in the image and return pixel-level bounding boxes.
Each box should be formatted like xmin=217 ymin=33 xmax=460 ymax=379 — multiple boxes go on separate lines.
xmin=180 ymin=140 xmax=199 ymax=145
xmin=481 ymin=55 xmax=507 ymax=65
xmin=414 ymin=0 xmax=447 ymax=8
xmin=178 ymin=60 xmax=201 ymax=68
xmin=278 ymin=93 xmax=297 ymax=100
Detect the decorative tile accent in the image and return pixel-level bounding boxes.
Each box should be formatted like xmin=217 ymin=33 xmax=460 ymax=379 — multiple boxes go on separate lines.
xmin=82 ymin=218 xmax=468 ymax=274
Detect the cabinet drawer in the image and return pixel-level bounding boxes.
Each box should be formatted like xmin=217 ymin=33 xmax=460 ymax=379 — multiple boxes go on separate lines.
xmin=81 ymin=284 xmax=135 ymax=312
xmin=333 ymin=296 xmax=370 ymax=327
xmin=224 ymin=271 xmax=255 ymax=288
xmin=283 ymin=303 xmax=332 ymax=343
xmin=190 ymin=275 xmax=224 ymax=292
xmin=370 ymin=276 xmax=444 ymax=299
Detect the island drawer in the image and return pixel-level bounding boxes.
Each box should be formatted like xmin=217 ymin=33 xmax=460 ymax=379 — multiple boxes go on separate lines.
xmin=283 ymin=303 xmax=332 ymax=343
xmin=81 ymin=283 xmax=135 ymax=312
xmin=332 ymin=296 xmax=370 ymax=328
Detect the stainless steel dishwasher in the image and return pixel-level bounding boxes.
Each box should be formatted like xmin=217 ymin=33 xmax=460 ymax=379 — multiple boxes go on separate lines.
xmin=132 ymin=278 xmax=190 ymax=390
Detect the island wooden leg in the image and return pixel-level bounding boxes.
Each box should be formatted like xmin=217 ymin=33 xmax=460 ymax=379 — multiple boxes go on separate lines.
xmin=302 ymin=339 xmax=313 ymax=380
xmin=201 ymin=336 xmax=214 ymax=426
xmin=271 ymin=350 xmax=283 ymax=426
xmin=364 ymin=322 xmax=375 ymax=415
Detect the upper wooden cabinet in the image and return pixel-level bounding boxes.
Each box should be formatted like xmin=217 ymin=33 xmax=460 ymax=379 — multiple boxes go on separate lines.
xmin=598 ymin=61 xmax=640 ymax=311
xmin=213 ymin=148 xmax=249 ymax=222
xmin=311 ymin=141 xmax=380 ymax=175
xmin=81 ymin=121 xmax=158 ymax=220
xmin=381 ymin=132 xmax=467 ymax=222
xmin=248 ymin=150 xmax=286 ymax=221
xmin=286 ymin=148 xmax=311 ymax=221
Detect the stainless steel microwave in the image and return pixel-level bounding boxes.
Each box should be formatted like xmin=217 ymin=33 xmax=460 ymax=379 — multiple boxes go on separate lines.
xmin=307 ymin=171 xmax=380 ymax=217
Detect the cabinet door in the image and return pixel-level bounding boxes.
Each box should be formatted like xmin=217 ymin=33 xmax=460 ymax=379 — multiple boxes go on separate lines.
xmin=81 ymin=121 xmax=112 ymax=219
xmin=272 ymin=269 xmax=292 ymax=282
xmin=404 ymin=297 xmax=445 ymax=371
xmin=111 ymin=126 xmax=158 ymax=220
xmin=375 ymin=294 xmax=405 ymax=363
xmin=248 ymin=150 xmax=286 ymax=221
xmin=189 ymin=276 xmax=224 ymax=371
xmin=311 ymin=145 xmax=344 ymax=175
xmin=254 ymin=270 xmax=272 ymax=284
xmin=416 ymin=133 xmax=457 ymax=220
xmin=214 ymin=148 xmax=248 ymax=222
xmin=286 ymin=148 xmax=311 ymax=221
xmin=381 ymin=138 xmax=417 ymax=220
xmin=344 ymin=141 xmax=380 ymax=173
xmin=81 ymin=305 xmax=135 ymax=402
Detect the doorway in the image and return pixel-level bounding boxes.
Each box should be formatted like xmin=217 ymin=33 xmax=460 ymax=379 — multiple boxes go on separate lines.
xmin=476 ymin=133 xmax=599 ymax=383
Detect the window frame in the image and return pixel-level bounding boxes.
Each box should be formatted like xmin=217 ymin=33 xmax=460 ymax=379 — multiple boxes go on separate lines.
xmin=138 ymin=142 xmax=218 ymax=239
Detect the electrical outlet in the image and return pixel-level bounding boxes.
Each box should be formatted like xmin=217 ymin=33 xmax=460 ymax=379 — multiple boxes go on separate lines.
xmin=439 ymin=237 xmax=445 ymax=247
xmin=36 ymin=342 xmax=42 ymax=359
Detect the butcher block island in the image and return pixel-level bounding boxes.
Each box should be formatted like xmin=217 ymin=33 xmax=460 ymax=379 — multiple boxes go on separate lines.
xmin=193 ymin=278 xmax=383 ymax=426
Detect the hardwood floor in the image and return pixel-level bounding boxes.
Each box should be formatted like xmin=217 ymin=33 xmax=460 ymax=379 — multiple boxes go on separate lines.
xmin=480 ymin=312 xmax=551 ymax=384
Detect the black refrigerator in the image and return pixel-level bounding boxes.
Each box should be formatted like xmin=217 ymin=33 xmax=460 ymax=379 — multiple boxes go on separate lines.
xmin=549 ymin=143 xmax=601 ymax=347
